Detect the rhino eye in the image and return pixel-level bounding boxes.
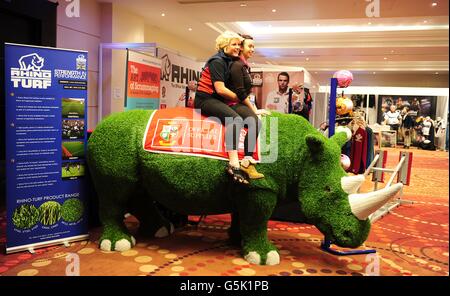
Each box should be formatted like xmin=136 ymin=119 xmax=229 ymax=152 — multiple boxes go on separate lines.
xmin=324 ymin=186 xmax=331 ymax=192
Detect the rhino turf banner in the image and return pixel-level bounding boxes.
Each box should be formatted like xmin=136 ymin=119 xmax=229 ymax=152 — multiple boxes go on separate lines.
xmin=4 ymin=43 xmax=89 ymax=253
xmin=157 ymin=48 xmax=202 ymax=109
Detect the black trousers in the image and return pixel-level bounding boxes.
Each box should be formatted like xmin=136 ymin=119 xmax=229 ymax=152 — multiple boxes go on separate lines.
xmin=194 ymin=92 xmax=261 ymax=155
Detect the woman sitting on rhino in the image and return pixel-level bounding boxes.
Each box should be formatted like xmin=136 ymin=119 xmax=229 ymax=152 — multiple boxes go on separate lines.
xmin=195 ymin=31 xmax=265 ymax=184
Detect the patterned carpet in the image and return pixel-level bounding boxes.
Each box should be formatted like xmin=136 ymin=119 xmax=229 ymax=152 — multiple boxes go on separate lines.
xmin=0 ymin=147 xmax=448 ymax=276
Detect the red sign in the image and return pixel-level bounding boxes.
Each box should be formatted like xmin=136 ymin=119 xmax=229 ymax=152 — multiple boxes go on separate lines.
xmin=143 ymin=108 xmax=260 ymax=161
xmin=127 ymin=61 xmax=160 ymax=99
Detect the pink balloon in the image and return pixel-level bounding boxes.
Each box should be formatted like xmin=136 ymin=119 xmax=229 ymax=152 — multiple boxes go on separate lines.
xmin=340 ymin=154 xmax=351 ymax=171
xmin=333 ymin=70 xmax=353 ymax=88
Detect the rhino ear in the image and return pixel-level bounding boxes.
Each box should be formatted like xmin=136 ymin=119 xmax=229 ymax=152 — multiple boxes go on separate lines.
xmin=331 ymin=126 xmax=352 ymax=148
xmin=305 ymin=134 xmax=325 ymax=155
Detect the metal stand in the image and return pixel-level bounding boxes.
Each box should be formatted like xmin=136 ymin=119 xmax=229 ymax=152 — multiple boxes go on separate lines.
xmin=320 ymin=240 xmax=376 ymax=256
xmin=321 ymin=77 xmax=376 ymax=256
xmin=367 ymin=151 xmax=414 ymax=223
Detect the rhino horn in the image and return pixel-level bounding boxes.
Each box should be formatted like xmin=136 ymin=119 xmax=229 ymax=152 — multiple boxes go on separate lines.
xmin=348 ymin=183 xmax=403 ymax=220
xmin=341 ymin=175 xmax=365 ymax=194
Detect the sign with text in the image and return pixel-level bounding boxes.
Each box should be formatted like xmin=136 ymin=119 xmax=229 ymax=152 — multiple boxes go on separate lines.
xmin=125 ymin=50 xmax=161 ymax=110
xmin=157 ymin=48 xmax=202 ymax=109
xmin=5 ymin=43 xmax=89 ymax=253
xmin=143 ymin=108 xmax=260 ymax=161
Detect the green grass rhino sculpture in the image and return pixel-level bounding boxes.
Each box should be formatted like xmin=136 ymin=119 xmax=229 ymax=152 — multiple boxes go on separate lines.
xmin=87 ymin=110 xmax=402 ymax=265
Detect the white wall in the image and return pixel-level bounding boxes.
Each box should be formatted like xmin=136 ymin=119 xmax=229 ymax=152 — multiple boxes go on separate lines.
xmin=56 ymin=0 xmax=102 ymax=130
xmin=145 ymin=25 xmax=210 ymax=61
xmin=108 ymin=4 xmax=146 ymax=115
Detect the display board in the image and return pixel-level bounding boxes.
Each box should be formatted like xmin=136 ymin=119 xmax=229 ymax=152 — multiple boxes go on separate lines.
xmin=125 ymin=50 xmax=161 ymax=110
xmin=157 ymin=48 xmax=202 ymax=109
xmin=260 ymin=71 xmax=303 ymax=113
xmin=377 ymin=95 xmax=437 ymax=122
xmin=4 ymin=43 xmax=89 ymax=253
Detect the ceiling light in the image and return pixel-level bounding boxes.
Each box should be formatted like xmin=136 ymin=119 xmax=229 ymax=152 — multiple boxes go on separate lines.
xmin=236 ymin=22 xmax=449 ymax=34
xmin=240 ymin=3 xmax=247 ymax=7
xmin=368 ymin=22 xmax=372 ymax=25
xmin=391 ymin=50 xmax=395 ymax=53
xmin=423 ymin=20 xmax=428 ymax=23
xmin=435 ymin=72 xmax=439 ymax=74
xmin=272 ymin=9 xmax=277 ymax=12
xmin=300 ymin=50 xmax=305 ymax=54
xmin=384 ymin=57 xmax=388 ymax=60
xmin=188 ymin=28 xmax=192 ymax=31
xmin=161 ymin=13 xmax=165 ymax=16
xmin=432 ymin=2 xmax=438 ymax=7
xmin=306 ymin=57 xmax=309 ymax=61
xmin=373 ymin=72 xmax=376 ymax=74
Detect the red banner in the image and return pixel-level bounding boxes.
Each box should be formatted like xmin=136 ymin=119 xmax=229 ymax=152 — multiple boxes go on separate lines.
xmin=143 ymin=108 xmax=260 ymax=161
xmin=127 ymin=60 xmax=160 ymax=99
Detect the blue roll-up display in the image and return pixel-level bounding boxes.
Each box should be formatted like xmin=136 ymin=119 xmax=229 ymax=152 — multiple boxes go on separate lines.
xmin=4 ymin=43 xmax=89 ymax=253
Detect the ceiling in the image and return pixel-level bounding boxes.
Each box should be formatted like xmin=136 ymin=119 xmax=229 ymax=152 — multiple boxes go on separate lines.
xmin=101 ymin=0 xmax=449 ymax=87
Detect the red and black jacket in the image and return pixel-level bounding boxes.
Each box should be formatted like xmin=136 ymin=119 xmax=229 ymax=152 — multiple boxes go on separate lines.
xmin=197 ymin=50 xmax=235 ymax=101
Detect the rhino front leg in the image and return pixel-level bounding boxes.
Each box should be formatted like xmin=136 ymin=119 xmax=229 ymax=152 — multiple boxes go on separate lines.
xmin=237 ymin=190 xmax=279 ymax=265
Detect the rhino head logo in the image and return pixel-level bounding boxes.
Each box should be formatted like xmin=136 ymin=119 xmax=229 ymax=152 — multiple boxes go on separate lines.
xmin=19 ymin=53 xmax=45 ymax=71
xmin=160 ymin=54 xmax=171 ymax=81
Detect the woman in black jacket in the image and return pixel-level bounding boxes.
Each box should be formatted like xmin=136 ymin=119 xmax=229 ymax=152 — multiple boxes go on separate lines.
xmin=226 ymin=34 xmax=270 ymax=179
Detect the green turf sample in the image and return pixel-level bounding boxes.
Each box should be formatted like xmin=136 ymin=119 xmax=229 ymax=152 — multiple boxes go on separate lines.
xmin=61 ymin=198 xmax=84 ymax=222
xmin=12 ymin=204 xmax=40 ymax=229
xmin=39 ymin=201 xmax=62 ymax=226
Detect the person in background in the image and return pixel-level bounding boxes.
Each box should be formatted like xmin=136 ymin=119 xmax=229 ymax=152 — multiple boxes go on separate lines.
xmin=410 ymin=98 xmax=421 ymax=118
xmin=194 ymin=31 xmax=249 ymax=184
xmin=265 ymin=72 xmax=290 ymax=113
xmin=421 ymin=116 xmax=434 ymax=141
xmin=383 ymin=104 xmax=401 ymax=132
xmin=177 ymin=80 xmax=197 ymax=108
xmin=400 ymin=106 xmax=414 ymax=149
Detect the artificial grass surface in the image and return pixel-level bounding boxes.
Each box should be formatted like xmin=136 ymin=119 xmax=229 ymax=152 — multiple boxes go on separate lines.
xmin=87 ymin=109 xmax=371 ymax=260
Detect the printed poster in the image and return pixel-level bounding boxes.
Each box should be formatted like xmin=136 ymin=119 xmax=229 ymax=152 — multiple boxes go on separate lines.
xmin=125 ymin=50 xmax=161 ymax=110
xmin=4 ymin=43 xmax=89 ymax=253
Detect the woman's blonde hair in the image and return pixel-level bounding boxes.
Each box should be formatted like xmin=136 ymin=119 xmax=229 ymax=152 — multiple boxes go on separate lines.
xmin=215 ymin=31 xmax=243 ymax=51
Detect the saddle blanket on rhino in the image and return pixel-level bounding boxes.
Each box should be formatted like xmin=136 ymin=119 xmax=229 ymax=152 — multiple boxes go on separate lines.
xmin=143 ymin=107 xmax=260 ymax=161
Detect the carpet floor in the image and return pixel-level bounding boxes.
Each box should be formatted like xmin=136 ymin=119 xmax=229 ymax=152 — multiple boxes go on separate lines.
xmin=0 ymin=147 xmax=448 ymax=276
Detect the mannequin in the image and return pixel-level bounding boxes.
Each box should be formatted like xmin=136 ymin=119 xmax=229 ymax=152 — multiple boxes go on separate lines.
xmin=434 ymin=116 xmax=446 ymax=150
xmin=422 ymin=116 xmax=433 ymax=141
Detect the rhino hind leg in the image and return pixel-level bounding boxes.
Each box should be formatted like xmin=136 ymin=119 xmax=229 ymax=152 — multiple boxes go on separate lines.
xmin=95 ymin=178 xmax=138 ymax=252
xmin=99 ymin=202 xmax=136 ymax=252
xmin=99 ymin=223 xmax=136 ymax=252
xmin=130 ymin=192 xmax=175 ymax=239
xmin=228 ymin=212 xmax=242 ymax=246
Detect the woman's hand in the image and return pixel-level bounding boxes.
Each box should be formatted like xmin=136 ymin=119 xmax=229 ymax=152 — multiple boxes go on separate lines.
xmin=255 ymin=109 xmax=271 ymax=116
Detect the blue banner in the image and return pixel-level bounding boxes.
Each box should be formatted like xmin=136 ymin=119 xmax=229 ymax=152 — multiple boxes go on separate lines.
xmin=5 ymin=43 xmax=89 ymax=253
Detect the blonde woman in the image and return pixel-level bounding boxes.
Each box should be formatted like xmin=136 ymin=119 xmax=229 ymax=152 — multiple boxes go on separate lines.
xmin=195 ymin=31 xmax=249 ymax=184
